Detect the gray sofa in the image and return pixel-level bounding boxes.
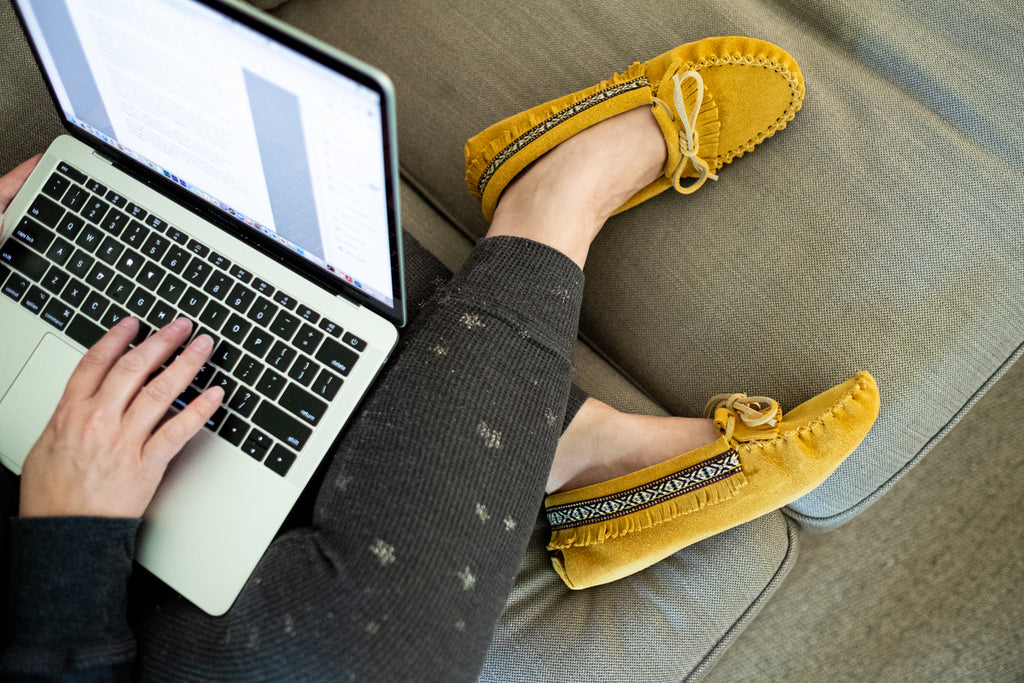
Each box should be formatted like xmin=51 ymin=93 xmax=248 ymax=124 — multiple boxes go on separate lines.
xmin=2 ymin=0 xmax=1022 ymax=680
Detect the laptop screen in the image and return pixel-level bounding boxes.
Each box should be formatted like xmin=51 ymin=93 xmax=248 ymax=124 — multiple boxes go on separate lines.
xmin=14 ymin=0 xmax=401 ymax=315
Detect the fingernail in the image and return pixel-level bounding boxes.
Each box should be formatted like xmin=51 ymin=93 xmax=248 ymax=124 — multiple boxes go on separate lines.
xmin=191 ymin=334 xmax=213 ymax=352
xmin=172 ymin=317 xmax=193 ymax=333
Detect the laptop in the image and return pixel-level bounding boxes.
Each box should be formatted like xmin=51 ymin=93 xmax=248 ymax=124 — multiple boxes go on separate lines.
xmin=0 ymin=0 xmax=404 ymax=615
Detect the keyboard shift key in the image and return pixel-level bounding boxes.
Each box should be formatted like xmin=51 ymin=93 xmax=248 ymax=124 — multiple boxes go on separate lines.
xmin=264 ymin=444 xmax=297 ymax=476
xmin=1 ymin=239 xmax=49 ymax=280
xmin=252 ymin=401 xmax=311 ymax=451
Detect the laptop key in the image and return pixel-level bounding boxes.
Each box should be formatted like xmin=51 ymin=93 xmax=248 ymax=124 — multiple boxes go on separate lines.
xmin=198 ymin=300 xmax=229 ymax=329
xmin=41 ymin=265 xmax=70 ymax=294
xmin=147 ymin=299 xmax=177 ymax=328
xmin=222 ymin=314 xmax=251 ymax=344
xmin=242 ymin=327 xmax=272 ymax=358
xmin=272 ymin=290 xmax=296 ymax=310
xmin=185 ymin=238 xmax=209 ymax=257
xmin=145 ymin=215 xmax=167 ymax=232
xmin=62 ymin=278 xmax=89 ymax=307
xmin=318 ymin=318 xmax=342 ymax=338
xmin=55 ymin=213 xmax=85 ymax=239
xmin=27 ymin=195 xmax=64 ymax=228
xmin=114 ymin=249 xmax=144 ymax=278
xmin=141 ymin=233 xmax=170 ymax=261
xmin=21 ymin=285 xmax=49 ymax=314
xmin=252 ymin=401 xmax=311 ymax=452
xmin=104 ymin=189 xmax=128 ymax=208
xmin=211 ymin=341 xmax=242 ymax=373
xmin=179 ymin=287 xmax=208 ymax=317
xmin=60 ymin=185 xmax=89 ymax=213
xmin=136 ymin=263 xmax=165 ymax=291
xmin=203 ymin=271 xmax=232 ymax=299
xmin=122 ymin=220 xmax=149 ymax=248
xmin=219 ymin=413 xmax=249 ymax=447
xmin=81 ymin=197 xmax=109 ymax=224
xmin=99 ymin=208 xmax=130 ymax=236
xmin=226 ymin=282 xmax=255 ymax=313
xmin=41 ymin=298 xmax=74 ymax=331
xmin=342 ymin=332 xmax=367 ymax=352
xmin=125 ymin=203 xmax=147 ymax=221
xmin=66 ymin=250 xmax=94 ymax=279
xmin=106 ymin=274 xmax=133 ymax=305
xmin=82 ymin=290 xmax=109 ymax=321
xmin=229 ymin=386 xmax=258 ymax=417
xmin=255 ymin=368 xmax=286 ymax=400
xmin=100 ymin=304 xmax=128 ymax=329
xmin=252 ymin=278 xmax=274 ymax=297
xmin=210 ymin=371 xmax=238 ymax=400
xmin=264 ymin=444 xmax=297 ymax=476
xmin=42 ymin=172 xmax=70 ymax=200
xmin=65 ymin=314 xmax=106 ymax=349
xmin=2 ymin=274 xmax=30 ymax=302
xmin=228 ymin=264 xmax=252 ymax=284
xmin=286 ymin=355 xmax=316 ymax=386
xmin=279 ymin=383 xmax=327 ymax=427
xmin=85 ymin=262 xmax=114 ymax=290
xmin=182 ymin=256 xmax=211 ymax=287
xmin=207 ymin=251 xmax=230 ymax=270
xmin=266 ymin=341 xmax=296 ymax=371
xmin=241 ymin=429 xmax=271 ymax=461
xmin=156 ymin=274 xmax=186 ymax=304
xmin=294 ymin=324 xmax=323 ymax=354
xmin=127 ymin=289 xmax=155 ymax=317
xmin=161 ymin=246 xmax=190 ymax=274
xmin=269 ymin=309 xmax=300 ymax=340
xmin=96 ymin=235 xmax=125 ymax=265
xmin=166 ymin=227 xmax=188 ymax=245
xmin=232 ymin=354 xmax=263 ymax=385
xmin=45 ymin=236 xmax=74 ymax=267
xmin=311 ymin=368 xmax=342 ymax=402
xmin=1 ymin=239 xmax=49 ymax=281
xmin=56 ymin=162 xmax=87 ymax=184
xmin=246 ymin=297 xmax=276 ymax=326
xmin=75 ymin=223 xmax=103 ymax=252
xmin=315 ymin=338 xmax=358 ymax=376
xmin=12 ymin=217 xmax=54 ymax=252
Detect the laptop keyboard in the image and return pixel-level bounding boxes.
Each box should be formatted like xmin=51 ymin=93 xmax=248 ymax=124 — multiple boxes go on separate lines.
xmin=0 ymin=161 xmax=365 ymax=477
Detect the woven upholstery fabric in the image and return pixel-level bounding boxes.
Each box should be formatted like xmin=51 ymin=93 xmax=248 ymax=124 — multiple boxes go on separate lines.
xmin=479 ymin=511 xmax=795 ymax=682
xmin=272 ymin=0 xmax=1024 ymax=530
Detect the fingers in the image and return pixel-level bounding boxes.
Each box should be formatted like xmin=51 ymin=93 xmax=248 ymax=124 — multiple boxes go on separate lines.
xmin=94 ymin=317 xmax=195 ymax=410
xmin=144 ymin=384 xmax=223 ymax=469
xmin=0 ymin=154 xmax=43 ymax=218
xmin=124 ymin=331 xmax=216 ymax=434
xmin=61 ymin=316 xmax=139 ymax=402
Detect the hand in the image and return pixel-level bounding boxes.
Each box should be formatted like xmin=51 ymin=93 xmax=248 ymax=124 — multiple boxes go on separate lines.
xmin=18 ymin=317 xmax=224 ymax=518
xmin=0 ymin=154 xmax=43 ymax=233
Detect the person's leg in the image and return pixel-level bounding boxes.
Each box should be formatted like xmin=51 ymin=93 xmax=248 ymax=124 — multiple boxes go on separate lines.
xmin=131 ymin=106 xmax=673 ymax=681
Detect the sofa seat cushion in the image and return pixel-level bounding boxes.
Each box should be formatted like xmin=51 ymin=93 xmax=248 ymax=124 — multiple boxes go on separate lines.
xmin=272 ymin=0 xmax=1024 ymax=531
xmin=479 ymin=511 xmax=796 ymax=682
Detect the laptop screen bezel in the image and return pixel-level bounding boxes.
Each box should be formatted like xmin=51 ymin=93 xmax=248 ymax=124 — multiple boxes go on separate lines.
xmin=11 ymin=0 xmax=406 ymax=327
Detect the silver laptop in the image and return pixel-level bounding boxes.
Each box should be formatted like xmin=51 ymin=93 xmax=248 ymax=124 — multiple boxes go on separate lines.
xmin=0 ymin=0 xmax=404 ymax=615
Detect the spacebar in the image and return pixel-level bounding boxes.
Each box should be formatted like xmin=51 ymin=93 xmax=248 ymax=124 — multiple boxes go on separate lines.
xmin=252 ymin=401 xmax=312 ymax=452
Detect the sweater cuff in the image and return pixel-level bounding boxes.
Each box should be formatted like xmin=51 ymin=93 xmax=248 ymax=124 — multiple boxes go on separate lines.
xmin=6 ymin=516 xmax=140 ymax=648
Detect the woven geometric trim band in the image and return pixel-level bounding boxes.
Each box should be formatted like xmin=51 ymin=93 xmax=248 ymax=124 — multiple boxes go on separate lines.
xmin=476 ymin=77 xmax=651 ymax=197
xmin=546 ymin=450 xmax=742 ymax=530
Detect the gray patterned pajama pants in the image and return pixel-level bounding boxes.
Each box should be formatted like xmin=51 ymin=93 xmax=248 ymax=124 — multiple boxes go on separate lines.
xmin=129 ymin=233 xmax=590 ymax=681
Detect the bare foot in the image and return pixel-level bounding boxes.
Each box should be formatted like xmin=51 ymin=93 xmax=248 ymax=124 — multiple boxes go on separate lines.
xmin=547 ymin=399 xmax=720 ymax=494
xmin=486 ymin=106 xmax=666 ymax=269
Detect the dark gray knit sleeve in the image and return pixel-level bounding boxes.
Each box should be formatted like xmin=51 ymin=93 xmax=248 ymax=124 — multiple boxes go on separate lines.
xmin=2 ymin=516 xmax=140 ymax=681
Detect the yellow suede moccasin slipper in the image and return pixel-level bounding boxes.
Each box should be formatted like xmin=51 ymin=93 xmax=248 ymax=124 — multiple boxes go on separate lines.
xmin=465 ymin=36 xmax=805 ymax=222
xmin=544 ymin=371 xmax=880 ymax=589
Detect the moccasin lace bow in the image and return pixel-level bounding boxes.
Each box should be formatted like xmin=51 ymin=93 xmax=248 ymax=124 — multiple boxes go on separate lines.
xmin=703 ymin=393 xmax=780 ymax=441
xmin=653 ymin=70 xmax=719 ymax=195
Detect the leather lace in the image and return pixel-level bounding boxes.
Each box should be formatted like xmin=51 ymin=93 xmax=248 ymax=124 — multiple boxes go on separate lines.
xmin=703 ymin=393 xmax=780 ymax=441
xmin=653 ymin=70 xmax=719 ymax=195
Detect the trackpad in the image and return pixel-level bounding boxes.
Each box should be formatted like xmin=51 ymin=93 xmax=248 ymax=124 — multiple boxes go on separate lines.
xmin=0 ymin=334 xmax=82 ymax=474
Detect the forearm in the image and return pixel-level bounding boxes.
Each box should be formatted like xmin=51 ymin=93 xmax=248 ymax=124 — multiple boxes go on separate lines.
xmin=2 ymin=516 xmax=140 ymax=681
